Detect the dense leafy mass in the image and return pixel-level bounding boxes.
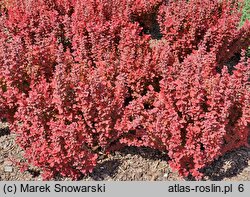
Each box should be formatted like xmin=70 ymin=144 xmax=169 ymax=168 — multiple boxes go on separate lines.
xmin=0 ymin=0 xmax=249 ymax=180
xmin=241 ymin=0 xmax=250 ymax=26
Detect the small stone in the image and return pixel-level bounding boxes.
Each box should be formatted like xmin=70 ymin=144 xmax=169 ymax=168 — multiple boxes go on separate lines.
xmin=4 ymin=166 xmax=13 ymax=172
xmin=163 ymin=172 xmax=169 ymax=178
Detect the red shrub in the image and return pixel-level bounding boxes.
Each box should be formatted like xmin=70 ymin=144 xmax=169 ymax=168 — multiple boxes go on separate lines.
xmin=117 ymin=0 xmax=250 ymax=179
xmin=118 ymin=48 xmax=250 ymax=179
xmin=0 ymin=0 xmax=249 ymax=180
xmin=0 ymin=0 xmax=158 ymax=179
xmin=158 ymin=0 xmax=250 ymax=63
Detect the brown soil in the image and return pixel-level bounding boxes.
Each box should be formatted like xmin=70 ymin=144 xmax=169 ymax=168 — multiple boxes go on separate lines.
xmin=0 ymin=124 xmax=249 ymax=181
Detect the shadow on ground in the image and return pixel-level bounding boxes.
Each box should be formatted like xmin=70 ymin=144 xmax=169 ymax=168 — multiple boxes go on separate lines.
xmin=0 ymin=126 xmax=10 ymax=137
xmin=88 ymin=159 xmax=121 ymax=181
xmin=201 ymin=147 xmax=249 ymax=181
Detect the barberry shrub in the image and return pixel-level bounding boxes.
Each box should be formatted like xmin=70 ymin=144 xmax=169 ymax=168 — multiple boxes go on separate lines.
xmin=117 ymin=0 xmax=250 ymax=179
xmin=0 ymin=0 xmax=249 ymax=180
xmin=0 ymin=0 xmax=159 ymax=179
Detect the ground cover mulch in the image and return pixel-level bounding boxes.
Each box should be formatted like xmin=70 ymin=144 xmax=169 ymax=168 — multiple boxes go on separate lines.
xmin=0 ymin=123 xmax=249 ymax=181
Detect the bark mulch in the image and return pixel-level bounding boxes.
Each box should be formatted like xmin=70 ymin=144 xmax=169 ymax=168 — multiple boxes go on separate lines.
xmin=0 ymin=124 xmax=249 ymax=181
